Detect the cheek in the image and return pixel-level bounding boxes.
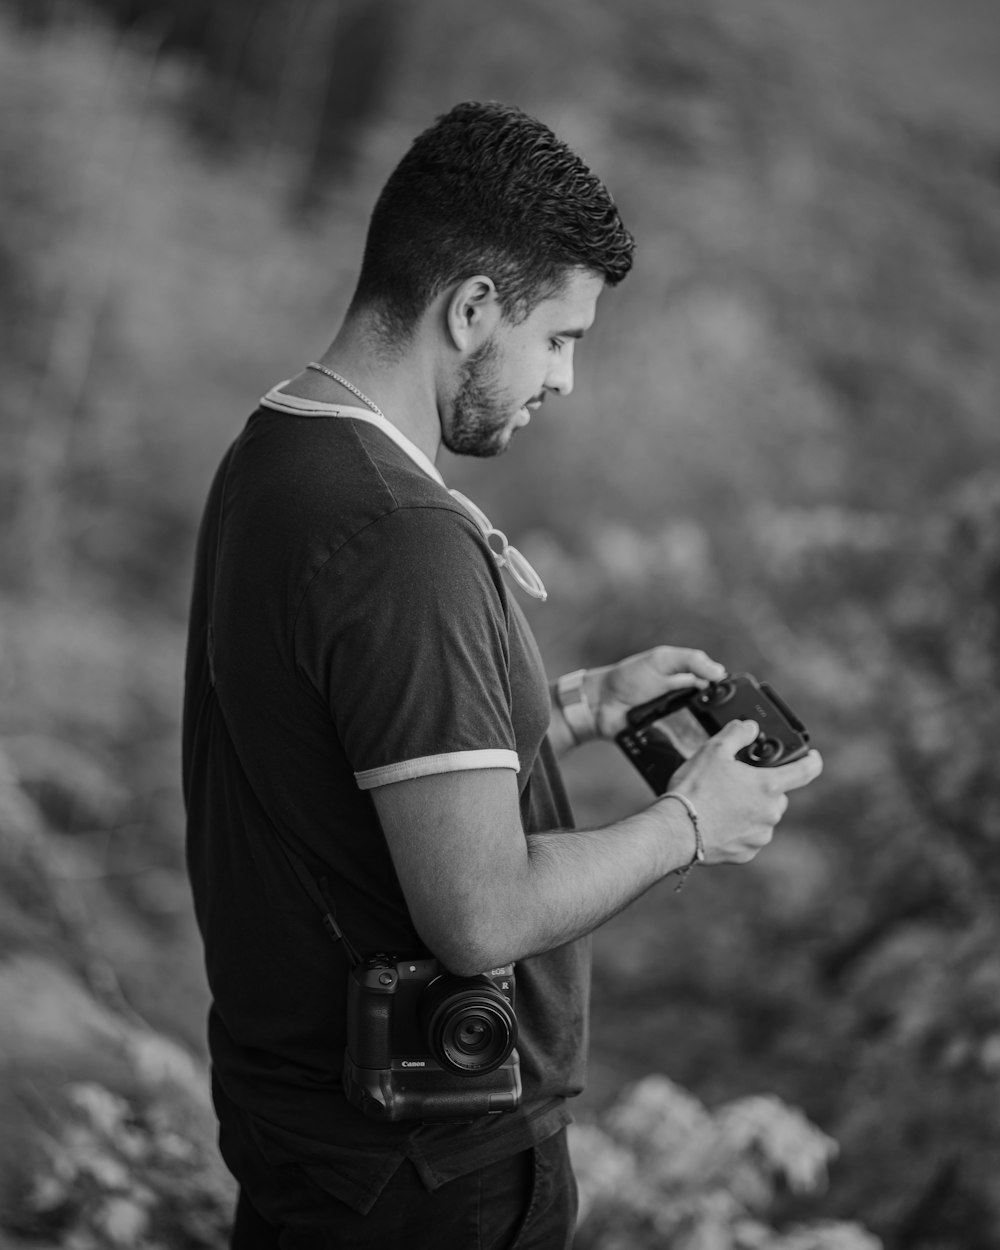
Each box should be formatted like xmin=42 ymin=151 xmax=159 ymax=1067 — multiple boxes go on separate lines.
xmin=510 ymin=344 xmax=546 ymax=387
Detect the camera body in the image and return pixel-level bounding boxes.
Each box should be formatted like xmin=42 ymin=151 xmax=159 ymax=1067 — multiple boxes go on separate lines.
xmin=343 ymin=954 xmax=522 ymax=1122
xmin=616 ymin=671 xmax=811 ymax=796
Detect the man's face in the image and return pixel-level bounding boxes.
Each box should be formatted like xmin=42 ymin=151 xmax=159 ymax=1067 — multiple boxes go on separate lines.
xmin=443 ymin=269 xmax=604 ymax=458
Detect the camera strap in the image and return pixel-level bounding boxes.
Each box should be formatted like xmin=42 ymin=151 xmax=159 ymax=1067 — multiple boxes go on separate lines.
xmin=271 ymin=837 xmax=363 ymax=970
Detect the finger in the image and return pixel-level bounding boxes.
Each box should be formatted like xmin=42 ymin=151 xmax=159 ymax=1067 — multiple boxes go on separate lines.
xmin=769 ymin=749 xmax=824 ymax=793
xmin=711 ymin=719 xmax=760 ymax=757
xmin=651 ymin=671 xmax=711 ymax=694
xmin=649 ymin=646 xmax=727 ymax=683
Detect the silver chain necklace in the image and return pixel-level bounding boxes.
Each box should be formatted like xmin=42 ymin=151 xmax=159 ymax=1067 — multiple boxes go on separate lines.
xmin=305 ymin=362 xmax=385 ymax=420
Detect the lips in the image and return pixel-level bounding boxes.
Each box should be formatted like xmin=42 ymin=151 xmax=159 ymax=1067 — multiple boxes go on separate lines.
xmin=512 ymin=395 xmax=544 ymax=430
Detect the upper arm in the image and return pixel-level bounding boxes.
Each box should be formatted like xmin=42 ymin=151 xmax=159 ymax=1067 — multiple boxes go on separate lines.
xmin=369 ymin=766 xmax=527 ymax=975
xmin=295 ymin=505 xmax=518 ymax=786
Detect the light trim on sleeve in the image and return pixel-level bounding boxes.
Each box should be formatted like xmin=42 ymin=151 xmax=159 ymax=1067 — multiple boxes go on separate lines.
xmin=354 ymin=749 xmax=520 ymax=791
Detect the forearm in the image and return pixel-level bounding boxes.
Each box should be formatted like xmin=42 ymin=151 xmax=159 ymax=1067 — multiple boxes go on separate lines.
xmin=436 ymin=802 xmax=699 ymax=974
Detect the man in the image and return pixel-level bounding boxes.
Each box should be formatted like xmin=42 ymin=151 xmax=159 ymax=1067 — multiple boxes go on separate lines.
xmin=183 ymin=101 xmax=822 ymax=1249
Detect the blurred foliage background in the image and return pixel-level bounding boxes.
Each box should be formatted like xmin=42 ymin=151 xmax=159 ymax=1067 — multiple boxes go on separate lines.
xmin=1 ymin=0 xmax=999 ymax=1246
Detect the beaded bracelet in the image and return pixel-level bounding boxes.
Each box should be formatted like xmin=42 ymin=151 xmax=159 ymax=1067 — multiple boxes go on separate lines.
xmin=663 ymin=790 xmax=705 ymax=891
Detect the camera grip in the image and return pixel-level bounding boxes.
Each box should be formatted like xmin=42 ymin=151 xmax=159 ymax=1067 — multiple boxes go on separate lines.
xmin=346 ymin=965 xmax=394 ymax=1070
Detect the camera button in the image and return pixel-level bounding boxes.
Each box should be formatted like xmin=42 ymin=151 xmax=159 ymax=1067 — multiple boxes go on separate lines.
xmin=378 ymin=972 xmax=395 ymax=986
xmin=748 ymin=736 xmax=783 ymax=764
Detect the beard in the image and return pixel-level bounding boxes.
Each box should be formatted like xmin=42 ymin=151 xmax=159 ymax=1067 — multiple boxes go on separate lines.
xmin=442 ymin=337 xmax=518 ymax=458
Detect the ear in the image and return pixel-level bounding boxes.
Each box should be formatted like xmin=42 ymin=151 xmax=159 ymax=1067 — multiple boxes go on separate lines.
xmin=445 ymin=275 xmax=502 ymax=352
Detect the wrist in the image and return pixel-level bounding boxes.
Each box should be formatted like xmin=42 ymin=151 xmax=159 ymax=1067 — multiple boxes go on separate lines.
xmin=661 ymin=791 xmax=705 ymax=891
xmin=554 ymin=669 xmax=599 ymax=745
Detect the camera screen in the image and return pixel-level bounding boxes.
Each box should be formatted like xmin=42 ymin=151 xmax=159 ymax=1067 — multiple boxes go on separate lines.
xmin=646 ymin=708 xmax=709 ymax=760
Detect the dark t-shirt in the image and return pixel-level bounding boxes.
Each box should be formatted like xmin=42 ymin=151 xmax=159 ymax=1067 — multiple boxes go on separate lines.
xmin=182 ymin=397 xmax=591 ymax=1213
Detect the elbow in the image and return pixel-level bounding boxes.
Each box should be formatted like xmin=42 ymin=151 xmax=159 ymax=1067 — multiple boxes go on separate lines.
xmin=416 ymin=912 xmax=515 ymax=977
xmin=436 ymin=948 xmax=495 ymax=978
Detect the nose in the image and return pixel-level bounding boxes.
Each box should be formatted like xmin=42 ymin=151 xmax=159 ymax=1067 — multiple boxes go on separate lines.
xmin=546 ymin=344 xmax=575 ymax=397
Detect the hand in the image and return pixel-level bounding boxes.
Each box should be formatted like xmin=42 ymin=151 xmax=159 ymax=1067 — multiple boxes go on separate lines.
xmin=588 ymin=645 xmax=728 ymax=740
xmin=662 ymin=719 xmax=824 ymax=865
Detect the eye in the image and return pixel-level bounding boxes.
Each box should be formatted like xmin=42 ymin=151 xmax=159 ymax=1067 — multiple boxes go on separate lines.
xmin=549 ymin=337 xmax=565 ymax=352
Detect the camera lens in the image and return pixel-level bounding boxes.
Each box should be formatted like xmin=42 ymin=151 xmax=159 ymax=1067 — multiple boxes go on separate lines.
xmin=420 ymin=975 xmax=518 ymax=1075
xmin=457 ymin=1019 xmax=490 ymax=1051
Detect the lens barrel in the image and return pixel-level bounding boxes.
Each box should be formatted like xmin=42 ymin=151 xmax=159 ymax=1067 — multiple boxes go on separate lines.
xmin=420 ymin=974 xmax=518 ymax=1075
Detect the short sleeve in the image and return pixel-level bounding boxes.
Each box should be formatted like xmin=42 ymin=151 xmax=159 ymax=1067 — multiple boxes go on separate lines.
xmin=293 ymin=504 xmax=521 ymax=789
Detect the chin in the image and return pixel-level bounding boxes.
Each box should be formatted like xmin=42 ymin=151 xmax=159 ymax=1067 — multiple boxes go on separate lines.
xmin=451 ymin=438 xmax=511 ymax=460
xmin=443 ymin=424 xmax=514 ymax=459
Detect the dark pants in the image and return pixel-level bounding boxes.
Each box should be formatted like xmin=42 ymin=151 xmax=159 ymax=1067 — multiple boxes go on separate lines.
xmin=223 ymin=1116 xmax=578 ymax=1250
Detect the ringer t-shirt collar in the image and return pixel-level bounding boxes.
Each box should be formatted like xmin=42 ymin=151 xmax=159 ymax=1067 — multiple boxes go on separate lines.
xmin=259 ymin=382 xmax=548 ymax=604
xmin=260 ymin=383 xmax=446 ymax=487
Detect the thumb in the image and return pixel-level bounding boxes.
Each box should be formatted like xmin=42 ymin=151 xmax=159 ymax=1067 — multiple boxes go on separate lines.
xmin=712 ymin=719 xmax=760 ymax=757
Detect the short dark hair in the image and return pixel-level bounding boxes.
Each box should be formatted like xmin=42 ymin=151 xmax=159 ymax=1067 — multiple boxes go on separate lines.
xmin=349 ymin=101 xmax=635 ymax=341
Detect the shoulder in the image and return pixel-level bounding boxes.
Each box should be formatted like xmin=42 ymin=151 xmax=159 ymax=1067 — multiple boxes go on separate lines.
xmin=292 ymin=497 xmax=510 ymax=672
xmin=330 ymin=498 xmax=503 ymax=604
xmin=233 ymin=411 xmax=478 ymax=550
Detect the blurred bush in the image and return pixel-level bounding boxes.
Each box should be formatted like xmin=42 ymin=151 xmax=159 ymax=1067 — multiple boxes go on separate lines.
xmin=571 ymin=1076 xmax=882 ymax=1250
xmin=556 ymin=466 xmax=1000 ymax=1242
xmin=8 ymin=1079 xmax=231 ymax=1250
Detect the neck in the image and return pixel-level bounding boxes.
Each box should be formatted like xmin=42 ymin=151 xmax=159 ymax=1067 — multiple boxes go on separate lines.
xmin=300 ymin=317 xmax=444 ymax=463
